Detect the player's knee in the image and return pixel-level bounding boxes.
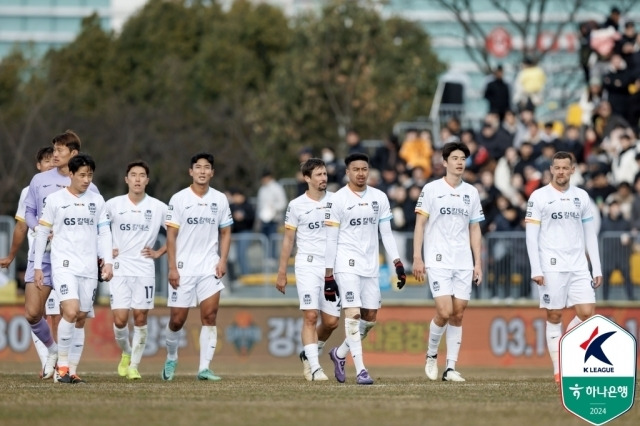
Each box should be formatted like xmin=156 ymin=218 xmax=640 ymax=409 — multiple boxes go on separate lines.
xmin=325 ymin=317 xmax=340 ymax=331
xmin=113 ymin=317 xmax=128 ymax=329
xmin=303 ymin=311 xmax=318 ymax=326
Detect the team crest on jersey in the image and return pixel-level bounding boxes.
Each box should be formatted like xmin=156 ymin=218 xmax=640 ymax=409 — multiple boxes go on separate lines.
xmin=178 ymin=261 xmax=183 ymax=269
xmin=114 ymin=262 xmax=119 ymax=270
xmin=349 ymin=259 xmax=355 ymax=267
xmin=144 ymin=210 xmax=152 ymax=221
xmin=63 ymin=260 xmax=69 ymax=267
xmin=372 ymin=201 xmax=379 ymax=213
xmin=326 ymin=202 xmax=332 ymax=208
xmin=551 ymin=258 xmax=556 ymax=265
xmin=528 ymin=201 xmax=533 ymax=207
xmin=463 ymin=195 xmax=470 ymax=205
xmin=436 ymin=254 xmax=442 ymax=262
xmin=88 ymin=203 xmax=96 ymax=215
xmin=168 ymin=205 xmax=174 ymax=210
xmin=573 ymin=198 xmax=581 ymax=207
xmin=60 ymin=284 xmax=68 ymax=295
xmin=211 ymin=203 xmax=218 ymax=214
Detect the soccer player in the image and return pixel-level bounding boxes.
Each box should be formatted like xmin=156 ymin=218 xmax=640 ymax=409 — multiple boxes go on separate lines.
xmin=0 ymin=147 xmax=61 ymax=376
xmin=275 ymin=158 xmax=340 ymax=382
xmin=106 ymin=160 xmax=168 ymax=380
xmin=412 ymin=141 xmax=484 ymax=382
xmin=525 ymin=151 xmax=602 ymax=383
xmin=24 ymin=130 xmax=99 ymax=380
xmin=161 ymin=153 xmax=233 ymax=381
xmin=325 ymin=153 xmax=406 ymax=385
xmin=33 ymin=153 xmax=113 ymax=384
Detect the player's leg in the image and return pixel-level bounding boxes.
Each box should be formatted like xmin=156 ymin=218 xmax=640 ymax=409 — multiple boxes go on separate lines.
xmin=25 ymin=262 xmax=57 ymax=378
xmin=425 ymin=268 xmax=454 ymax=380
xmin=441 ymin=270 xmax=473 ymax=382
xmin=196 ymin=275 xmax=223 ymax=381
xmin=55 ymin=275 xmax=82 ymax=384
xmin=66 ymin=276 xmax=97 ymax=384
xmin=566 ymin=270 xmax=597 ymax=332
xmin=162 ymin=278 xmax=195 ymax=381
xmin=127 ymin=277 xmax=154 ymax=380
xmin=317 ymin=309 xmax=340 ymax=356
xmin=110 ymin=277 xmax=133 ymax=376
xmin=540 ymin=271 xmax=571 ymax=382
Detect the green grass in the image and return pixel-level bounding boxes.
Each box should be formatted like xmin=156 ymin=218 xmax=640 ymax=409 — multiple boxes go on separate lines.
xmin=0 ymin=364 xmax=638 ymax=426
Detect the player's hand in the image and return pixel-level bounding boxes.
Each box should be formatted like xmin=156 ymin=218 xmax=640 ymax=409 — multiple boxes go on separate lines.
xmin=394 ymin=259 xmax=406 ymax=289
xmin=214 ymin=260 xmax=227 ymax=280
xmin=101 ymin=263 xmax=114 ymax=282
xmin=532 ymin=275 xmax=545 ymax=286
xmin=34 ymin=269 xmax=44 ymax=289
xmin=324 ymin=275 xmax=339 ymax=302
xmin=97 ymin=258 xmax=105 ymax=282
xmin=0 ymin=256 xmax=13 ymax=269
xmin=592 ymin=276 xmax=603 ymax=289
xmin=168 ymin=268 xmax=180 ymax=289
xmin=112 ymin=248 xmax=119 ymax=258
xmin=275 ymin=273 xmax=287 ymax=294
xmin=473 ymin=264 xmax=482 ymax=286
xmin=412 ymin=258 xmax=426 ymax=282
xmin=141 ymin=246 xmax=160 ymax=259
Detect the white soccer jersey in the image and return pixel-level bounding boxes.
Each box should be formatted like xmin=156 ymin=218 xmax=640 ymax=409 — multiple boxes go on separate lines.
xmin=325 ymin=186 xmax=392 ymax=277
xmin=106 ymin=194 xmax=168 ymax=278
xmin=285 ymin=192 xmax=333 ymax=263
xmin=525 ymin=184 xmax=594 ymax=273
xmin=15 ymin=187 xmax=37 ymax=251
xmin=38 ymin=188 xmax=110 ymax=278
xmin=415 ymin=178 xmax=484 ymax=270
xmin=166 ymin=186 xmax=233 ymax=277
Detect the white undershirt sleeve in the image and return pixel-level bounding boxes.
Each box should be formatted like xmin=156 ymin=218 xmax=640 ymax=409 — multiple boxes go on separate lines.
xmin=379 ymin=220 xmax=400 ymax=262
xmin=324 ymin=224 xmax=338 ymax=271
xmin=583 ymin=220 xmax=602 ymax=277
xmin=525 ymin=223 xmax=543 ymax=277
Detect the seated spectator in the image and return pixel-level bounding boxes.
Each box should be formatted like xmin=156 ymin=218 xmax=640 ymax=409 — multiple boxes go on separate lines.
xmin=534 ymin=142 xmax=556 ymax=172
xmin=579 ymin=76 xmax=604 ymax=127
xmin=605 ymin=181 xmax=635 ymax=221
xmin=602 ymin=53 xmax=632 ymax=117
xmin=587 ymin=170 xmax=617 ymax=209
xmin=593 ymin=100 xmax=630 ymax=141
xmin=540 ymin=121 xmax=561 ymax=144
xmin=398 ymin=128 xmax=433 ymax=177
xmin=513 ymin=142 xmax=537 ymax=181
xmin=494 ymin=146 xmax=519 ymax=201
xmin=321 ymin=147 xmax=343 ymax=184
xmin=371 ymin=134 xmax=399 ymax=173
xmin=346 ymin=128 xmax=366 ymax=155
xmin=462 ymin=129 xmax=490 ymax=174
xmin=556 ymin=125 xmax=584 ymax=163
xmin=611 ymin=132 xmax=639 ymax=185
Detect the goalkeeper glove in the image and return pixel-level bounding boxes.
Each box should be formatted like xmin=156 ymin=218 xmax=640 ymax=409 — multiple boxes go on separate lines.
xmin=394 ymin=260 xmax=406 ymax=289
xmin=324 ymin=275 xmax=339 ymax=302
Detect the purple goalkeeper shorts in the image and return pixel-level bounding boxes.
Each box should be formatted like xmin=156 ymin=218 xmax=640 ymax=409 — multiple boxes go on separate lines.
xmin=24 ymin=260 xmax=53 ymax=287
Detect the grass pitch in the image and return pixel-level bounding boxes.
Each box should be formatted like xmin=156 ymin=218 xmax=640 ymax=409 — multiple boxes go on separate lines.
xmin=1 ymin=364 xmax=638 ymax=426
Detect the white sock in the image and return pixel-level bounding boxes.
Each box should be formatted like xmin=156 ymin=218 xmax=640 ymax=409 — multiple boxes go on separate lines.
xmin=32 ymin=331 xmax=48 ymax=368
xmin=198 ymin=326 xmax=217 ymax=372
xmin=114 ymin=324 xmax=131 ymax=355
xmin=346 ymin=318 xmax=366 ymax=373
xmin=427 ymin=319 xmax=447 ymax=357
xmin=336 ymin=339 xmax=350 ymax=359
xmin=317 ymin=340 xmax=326 ymax=356
xmin=546 ymin=322 xmax=562 ymax=374
xmin=445 ymin=325 xmax=462 ymax=370
xmin=57 ymin=318 xmax=75 ymax=368
xmin=69 ymin=327 xmax=85 ymax=376
xmin=166 ymin=327 xmax=180 ymax=361
xmin=304 ymin=343 xmax=321 ymax=372
xmin=567 ymin=316 xmax=581 ymax=332
xmin=130 ymin=325 xmax=148 ymax=369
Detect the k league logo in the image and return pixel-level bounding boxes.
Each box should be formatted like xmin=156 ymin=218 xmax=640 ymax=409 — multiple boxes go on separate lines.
xmin=559 ymin=315 xmax=637 ymax=426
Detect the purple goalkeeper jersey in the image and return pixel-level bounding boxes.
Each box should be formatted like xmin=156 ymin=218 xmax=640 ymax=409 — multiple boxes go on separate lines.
xmin=24 ymin=167 xmax=99 ymax=262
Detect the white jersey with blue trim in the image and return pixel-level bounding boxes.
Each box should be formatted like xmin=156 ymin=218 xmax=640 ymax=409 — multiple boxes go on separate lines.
xmin=38 ymin=188 xmax=110 ymax=278
xmin=106 ymin=194 xmax=168 ymax=277
xmin=284 ymin=191 xmax=333 ymax=264
xmin=165 ymin=186 xmax=233 ymax=277
xmin=525 ymin=184 xmax=593 ymax=273
xmin=325 ymin=185 xmax=392 ymax=277
xmin=15 ymin=186 xmax=38 ymax=253
xmin=415 ymin=178 xmax=484 ymax=270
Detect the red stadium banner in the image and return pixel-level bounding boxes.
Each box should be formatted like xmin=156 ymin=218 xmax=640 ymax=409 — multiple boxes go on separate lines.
xmin=0 ymin=305 xmax=638 ymax=367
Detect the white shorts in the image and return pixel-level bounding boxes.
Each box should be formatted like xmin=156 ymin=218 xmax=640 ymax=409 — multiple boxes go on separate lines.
xmin=334 ymin=273 xmax=380 ymax=310
xmin=110 ymin=276 xmax=155 ymax=310
xmin=54 ymin=272 xmax=98 ymax=313
xmin=427 ymin=268 xmax=473 ymax=301
xmin=539 ymin=270 xmax=595 ymax=310
xmin=45 ymin=289 xmax=60 ymax=316
xmin=167 ymin=274 xmax=224 ymax=308
xmin=295 ymin=265 xmax=340 ymax=317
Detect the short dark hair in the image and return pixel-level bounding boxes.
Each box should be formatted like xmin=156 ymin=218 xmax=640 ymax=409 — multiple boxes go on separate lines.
xmin=35 ymin=146 xmax=53 ymax=163
xmin=552 ymin=151 xmax=574 ymax=164
xmin=442 ymin=142 xmax=470 ymax=161
xmin=300 ymin=158 xmax=326 ymax=178
xmin=190 ymin=152 xmax=214 ymax=168
xmin=126 ymin=160 xmax=150 ymax=176
xmin=51 ymin=130 xmax=81 ymax=153
xmin=68 ymin=153 xmax=95 ymax=174
xmin=345 ymin=152 xmax=369 ymax=167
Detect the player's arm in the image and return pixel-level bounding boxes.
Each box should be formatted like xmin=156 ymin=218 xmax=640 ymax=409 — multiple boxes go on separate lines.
xmin=412 ymin=212 xmax=428 ymax=282
xmin=469 ymin=222 xmax=482 ymax=285
xmin=276 ymin=227 xmax=296 ymax=294
xmin=525 ymin=222 xmax=544 ymax=285
xmin=379 ymin=219 xmax=405 ymax=289
xmin=215 ymin=225 xmax=232 ymax=279
xmin=33 ymin=222 xmax=51 ymax=288
xmin=0 ymin=220 xmax=28 ymax=268
xmin=166 ymin=225 xmax=180 ymax=289
xmin=97 ymin=205 xmax=114 ymax=281
xmin=143 ymin=202 xmax=169 ymax=259
xmin=24 ymin=184 xmax=38 ymax=230
xmin=583 ymin=219 xmax=603 ymax=288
